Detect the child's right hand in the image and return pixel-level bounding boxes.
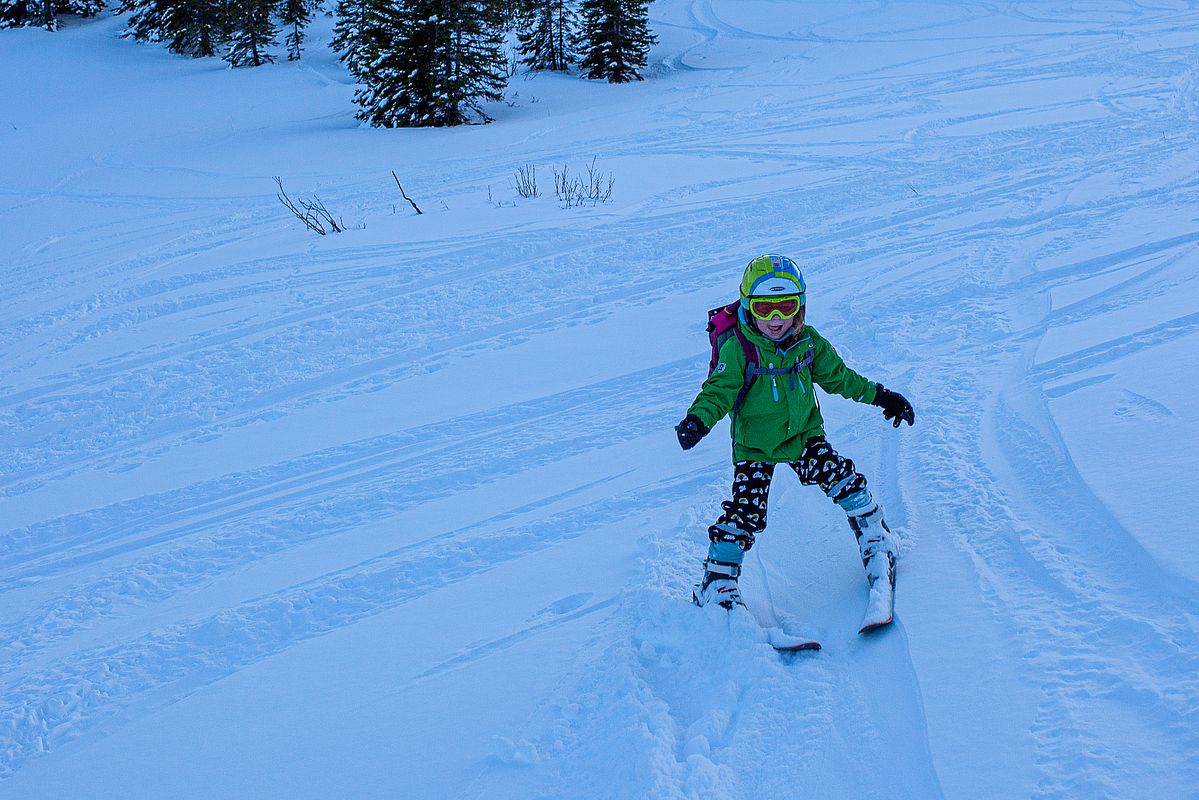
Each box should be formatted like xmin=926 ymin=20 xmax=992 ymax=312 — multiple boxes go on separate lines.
xmin=675 ymin=414 xmax=710 ymax=450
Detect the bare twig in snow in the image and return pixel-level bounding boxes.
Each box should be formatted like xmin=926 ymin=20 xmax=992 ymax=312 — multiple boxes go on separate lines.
xmin=274 ymin=176 xmax=344 ymax=235
xmin=554 ymin=159 xmax=614 ymax=208
xmin=513 ymin=164 xmax=538 ymax=198
xmin=392 ymin=171 xmax=424 ymax=214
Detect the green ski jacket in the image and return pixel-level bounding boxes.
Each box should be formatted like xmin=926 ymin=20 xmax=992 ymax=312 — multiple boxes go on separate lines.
xmin=687 ymin=321 xmax=877 ymax=463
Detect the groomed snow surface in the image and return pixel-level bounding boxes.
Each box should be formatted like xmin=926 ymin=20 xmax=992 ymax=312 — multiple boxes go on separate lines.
xmin=3 ymin=2 xmax=1199 ymax=798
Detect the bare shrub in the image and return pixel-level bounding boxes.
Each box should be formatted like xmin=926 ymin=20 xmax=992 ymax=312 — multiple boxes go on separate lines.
xmin=553 ymin=158 xmax=614 ymax=208
xmin=513 ymin=164 xmax=539 ymax=198
xmin=274 ymin=177 xmax=344 ymax=235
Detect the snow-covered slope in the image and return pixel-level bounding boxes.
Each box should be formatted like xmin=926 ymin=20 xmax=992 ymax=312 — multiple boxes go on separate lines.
xmin=3 ymin=2 xmax=1198 ymax=798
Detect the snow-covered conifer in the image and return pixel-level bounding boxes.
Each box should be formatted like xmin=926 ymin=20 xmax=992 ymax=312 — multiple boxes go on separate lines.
xmin=2 ymin=0 xmax=104 ymax=29
xmin=278 ymin=0 xmax=315 ymax=60
xmin=123 ymin=0 xmax=230 ymax=56
xmin=481 ymin=0 xmax=517 ymax=30
xmin=331 ymin=0 xmax=386 ymax=79
xmin=166 ymin=0 xmax=230 ymax=57
xmin=6 ymin=0 xmax=45 ymax=29
xmin=516 ymin=0 xmax=577 ymax=72
xmin=72 ymin=0 xmax=103 ymax=15
xmin=347 ymin=0 xmax=508 ymax=127
xmin=578 ymin=0 xmax=654 ymax=83
xmin=226 ymin=0 xmax=277 ymax=66
xmin=120 ymin=0 xmax=170 ymax=41
xmin=330 ymin=0 xmax=359 ymax=68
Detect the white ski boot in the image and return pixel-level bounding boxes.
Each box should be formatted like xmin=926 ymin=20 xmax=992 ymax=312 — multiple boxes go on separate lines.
xmin=692 ymin=558 xmax=744 ymax=609
xmin=844 ymin=495 xmax=896 ymax=633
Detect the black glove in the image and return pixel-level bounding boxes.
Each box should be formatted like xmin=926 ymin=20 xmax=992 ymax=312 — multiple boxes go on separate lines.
xmin=675 ymin=414 xmax=710 ymax=450
xmin=872 ymin=384 xmax=915 ymax=428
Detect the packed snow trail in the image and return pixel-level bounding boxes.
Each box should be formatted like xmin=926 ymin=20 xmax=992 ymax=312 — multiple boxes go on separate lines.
xmin=3 ymin=2 xmax=1199 ymax=798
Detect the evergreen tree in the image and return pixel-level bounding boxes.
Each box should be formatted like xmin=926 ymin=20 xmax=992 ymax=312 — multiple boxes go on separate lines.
xmin=516 ymin=0 xmax=576 ymax=72
xmin=332 ymin=0 xmax=387 ymax=79
xmin=164 ymin=0 xmax=229 ymax=57
xmin=330 ymin=0 xmax=359 ymax=69
xmin=34 ymin=0 xmax=58 ymax=29
xmin=226 ymin=0 xmax=277 ymax=65
xmin=481 ymin=0 xmax=515 ymax=30
xmin=346 ymin=0 xmax=508 ymax=127
xmin=120 ymin=0 xmax=171 ymax=41
xmin=0 ymin=0 xmax=37 ymax=27
xmin=578 ymin=0 xmax=654 ymax=83
xmin=278 ymin=0 xmax=314 ymax=60
xmin=2 ymin=0 xmax=103 ymax=29
xmin=122 ymin=0 xmax=230 ymax=56
xmin=444 ymin=0 xmax=509 ymax=119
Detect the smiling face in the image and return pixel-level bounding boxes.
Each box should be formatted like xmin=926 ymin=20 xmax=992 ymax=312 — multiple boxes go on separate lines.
xmin=754 ymin=305 xmax=805 ymax=340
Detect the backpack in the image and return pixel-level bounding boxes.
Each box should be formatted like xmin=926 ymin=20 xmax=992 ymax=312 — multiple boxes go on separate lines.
xmin=706 ymin=301 xmax=815 ymax=419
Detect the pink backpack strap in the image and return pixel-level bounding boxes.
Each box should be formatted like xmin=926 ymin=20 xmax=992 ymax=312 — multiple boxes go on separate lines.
xmin=707 ymin=302 xmax=761 ymax=417
xmin=704 ymin=301 xmax=766 ymax=446
xmin=707 ymin=302 xmax=759 ymax=375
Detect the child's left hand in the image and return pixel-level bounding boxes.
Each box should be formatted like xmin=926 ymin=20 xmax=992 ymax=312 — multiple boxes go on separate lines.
xmin=872 ymin=385 xmax=915 ymax=427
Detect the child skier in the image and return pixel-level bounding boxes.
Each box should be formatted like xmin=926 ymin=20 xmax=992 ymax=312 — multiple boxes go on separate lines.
xmin=675 ymin=255 xmax=914 ymax=628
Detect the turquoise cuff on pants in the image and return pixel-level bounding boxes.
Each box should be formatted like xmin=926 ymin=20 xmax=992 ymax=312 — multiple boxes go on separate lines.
xmin=836 ymin=487 xmax=874 ymax=515
xmin=707 ymin=540 xmax=745 ymax=565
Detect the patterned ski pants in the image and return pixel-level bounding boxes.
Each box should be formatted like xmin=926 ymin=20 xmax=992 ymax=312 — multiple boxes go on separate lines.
xmin=708 ymin=436 xmax=869 ymax=549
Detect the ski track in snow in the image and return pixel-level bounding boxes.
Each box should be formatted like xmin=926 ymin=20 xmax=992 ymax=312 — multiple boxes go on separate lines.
xmin=0 ymin=360 xmax=697 ymax=671
xmin=0 ymin=468 xmax=720 ymax=779
xmin=3 ymin=1 xmax=1199 ymax=797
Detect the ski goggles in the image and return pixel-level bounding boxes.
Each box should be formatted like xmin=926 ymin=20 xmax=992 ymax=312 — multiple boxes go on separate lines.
xmin=747 ymin=295 xmax=803 ymax=320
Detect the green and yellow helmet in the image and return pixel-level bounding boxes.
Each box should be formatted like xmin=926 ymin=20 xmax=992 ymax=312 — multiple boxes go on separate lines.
xmin=739 ymin=255 xmax=806 ymax=303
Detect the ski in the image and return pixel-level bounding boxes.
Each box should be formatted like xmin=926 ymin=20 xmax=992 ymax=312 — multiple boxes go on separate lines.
xmin=739 ymin=607 xmax=822 ymax=653
xmin=766 ymin=627 xmax=822 ymax=652
xmin=858 ymin=614 xmax=892 ymax=635
xmin=695 ymin=590 xmax=822 ymax=652
xmin=858 ymin=551 xmax=895 ymax=634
